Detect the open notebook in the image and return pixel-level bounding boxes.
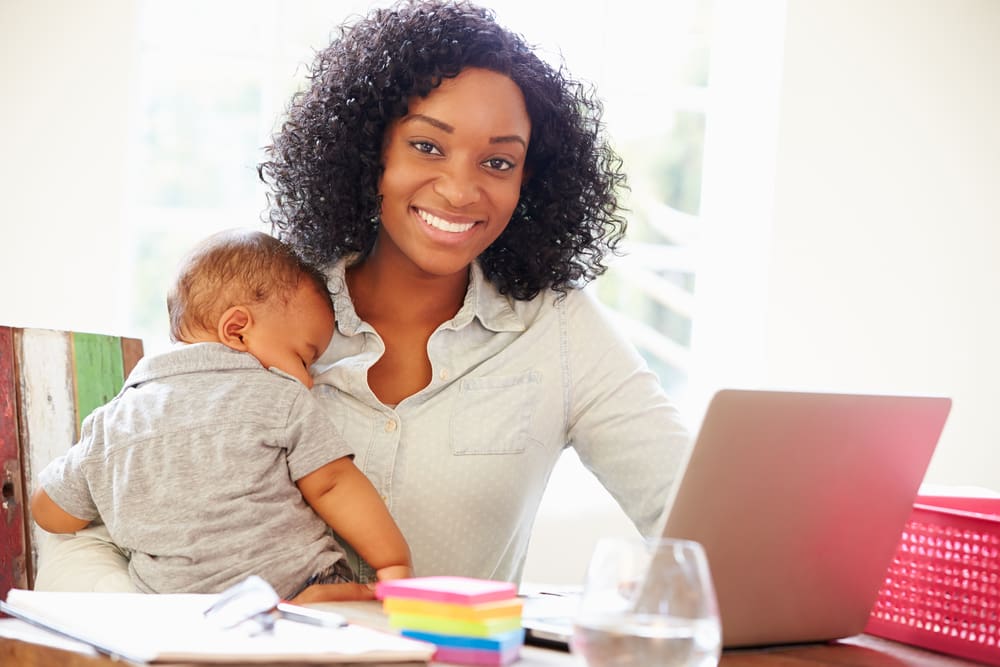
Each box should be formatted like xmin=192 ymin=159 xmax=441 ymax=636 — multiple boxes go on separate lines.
xmin=523 ymin=389 xmax=951 ymax=649
xmin=0 ymin=588 xmax=435 ymax=664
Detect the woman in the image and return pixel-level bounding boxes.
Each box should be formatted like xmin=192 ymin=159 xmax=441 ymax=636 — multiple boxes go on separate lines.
xmin=35 ymin=0 xmax=690 ymax=601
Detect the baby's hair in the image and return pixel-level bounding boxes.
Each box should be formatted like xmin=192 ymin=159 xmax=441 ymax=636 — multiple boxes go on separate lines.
xmin=167 ymin=229 xmax=331 ymax=343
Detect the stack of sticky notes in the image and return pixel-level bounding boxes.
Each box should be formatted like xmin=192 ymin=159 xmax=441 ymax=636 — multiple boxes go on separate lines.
xmin=376 ymin=576 xmax=524 ymax=666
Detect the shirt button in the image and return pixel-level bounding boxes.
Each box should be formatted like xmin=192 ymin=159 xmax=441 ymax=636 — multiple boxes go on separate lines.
xmin=439 ymin=369 xmax=450 ymax=381
xmin=385 ymin=419 xmax=397 ymax=433
xmin=380 ymin=494 xmax=389 ymax=503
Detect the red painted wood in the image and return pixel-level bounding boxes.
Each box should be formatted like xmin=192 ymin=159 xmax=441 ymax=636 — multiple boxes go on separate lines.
xmin=0 ymin=326 xmax=28 ymax=604
xmin=121 ymin=337 xmax=144 ymax=379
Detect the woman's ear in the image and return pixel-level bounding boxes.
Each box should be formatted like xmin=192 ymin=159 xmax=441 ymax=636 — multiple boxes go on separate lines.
xmin=218 ymin=306 xmax=252 ymax=352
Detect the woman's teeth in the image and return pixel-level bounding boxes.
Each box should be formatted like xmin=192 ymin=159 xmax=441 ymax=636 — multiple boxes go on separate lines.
xmin=418 ymin=209 xmax=475 ymax=233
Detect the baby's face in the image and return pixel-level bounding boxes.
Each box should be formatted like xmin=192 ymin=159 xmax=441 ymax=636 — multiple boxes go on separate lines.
xmin=245 ymin=282 xmax=335 ymax=388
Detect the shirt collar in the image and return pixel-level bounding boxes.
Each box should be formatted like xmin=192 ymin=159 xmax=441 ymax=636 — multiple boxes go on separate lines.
xmin=124 ymin=342 xmax=264 ymax=388
xmin=326 ymin=257 xmax=525 ymax=335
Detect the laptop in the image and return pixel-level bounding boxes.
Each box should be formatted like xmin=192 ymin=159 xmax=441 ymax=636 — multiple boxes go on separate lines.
xmin=522 ymin=389 xmax=952 ymax=649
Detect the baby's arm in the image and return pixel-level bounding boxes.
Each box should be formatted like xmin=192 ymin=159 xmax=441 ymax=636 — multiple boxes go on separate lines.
xmin=31 ymin=488 xmax=92 ymax=534
xmin=297 ymin=457 xmax=412 ymax=581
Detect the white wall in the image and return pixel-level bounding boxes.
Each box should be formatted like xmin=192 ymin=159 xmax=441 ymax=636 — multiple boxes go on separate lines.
xmin=765 ymin=0 xmax=1000 ymax=489
xmin=0 ymin=0 xmax=137 ymax=336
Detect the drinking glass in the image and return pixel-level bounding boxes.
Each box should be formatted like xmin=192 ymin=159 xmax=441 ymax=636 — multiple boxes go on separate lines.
xmin=570 ymin=536 xmax=721 ymax=667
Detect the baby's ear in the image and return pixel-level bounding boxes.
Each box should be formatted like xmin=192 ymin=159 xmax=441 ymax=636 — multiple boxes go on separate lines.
xmin=218 ymin=306 xmax=252 ymax=351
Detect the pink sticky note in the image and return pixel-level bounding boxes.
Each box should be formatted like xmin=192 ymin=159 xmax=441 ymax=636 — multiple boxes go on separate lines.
xmin=376 ymin=576 xmax=518 ymax=605
xmin=433 ymin=644 xmax=520 ymax=666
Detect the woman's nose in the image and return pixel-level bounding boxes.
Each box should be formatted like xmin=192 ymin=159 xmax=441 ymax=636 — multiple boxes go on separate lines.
xmin=433 ymin=162 xmax=482 ymax=207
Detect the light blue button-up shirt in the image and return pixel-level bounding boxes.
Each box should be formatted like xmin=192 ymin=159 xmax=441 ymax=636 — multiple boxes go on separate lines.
xmin=313 ymin=259 xmax=691 ymax=583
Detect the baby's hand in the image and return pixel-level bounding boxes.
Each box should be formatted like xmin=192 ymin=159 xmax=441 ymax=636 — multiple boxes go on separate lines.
xmin=376 ymin=565 xmax=413 ymax=581
xmin=289 ymin=582 xmax=377 ymax=604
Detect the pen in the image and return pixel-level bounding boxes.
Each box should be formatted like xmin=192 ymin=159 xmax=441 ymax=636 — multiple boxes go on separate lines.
xmin=274 ymin=602 xmax=348 ymax=628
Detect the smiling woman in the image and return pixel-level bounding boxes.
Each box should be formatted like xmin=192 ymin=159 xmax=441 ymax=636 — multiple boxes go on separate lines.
xmin=2 ymin=0 xmax=722 ymax=591
xmin=32 ymin=0 xmax=693 ymax=595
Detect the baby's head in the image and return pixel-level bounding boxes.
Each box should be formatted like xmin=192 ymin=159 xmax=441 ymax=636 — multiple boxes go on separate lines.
xmin=167 ymin=229 xmax=335 ymax=387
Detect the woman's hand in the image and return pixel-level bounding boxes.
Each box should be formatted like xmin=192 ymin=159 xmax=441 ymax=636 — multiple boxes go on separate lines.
xmin=289 ymin=581 xmax=377 ymax=604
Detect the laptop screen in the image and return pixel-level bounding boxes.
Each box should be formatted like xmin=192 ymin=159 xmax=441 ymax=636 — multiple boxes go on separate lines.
xmin=523 ymin=389 xmax=951 ymax=649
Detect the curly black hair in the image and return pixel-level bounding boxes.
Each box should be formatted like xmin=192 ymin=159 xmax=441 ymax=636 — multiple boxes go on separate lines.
xmin=259 ymin=0 xmax=627 ymax=300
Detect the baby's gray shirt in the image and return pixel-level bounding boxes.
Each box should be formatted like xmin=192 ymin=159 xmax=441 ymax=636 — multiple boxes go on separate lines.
xmin=39 ymin=342 xmax=354 ymax=599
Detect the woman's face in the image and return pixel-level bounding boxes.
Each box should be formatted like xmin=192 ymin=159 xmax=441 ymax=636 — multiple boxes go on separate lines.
xmin=376 ymin=67 xmax=531 ymax=279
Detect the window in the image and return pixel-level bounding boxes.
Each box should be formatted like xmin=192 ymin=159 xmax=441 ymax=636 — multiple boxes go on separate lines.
xmin=123 ymin=0 xmax=375 ymax=354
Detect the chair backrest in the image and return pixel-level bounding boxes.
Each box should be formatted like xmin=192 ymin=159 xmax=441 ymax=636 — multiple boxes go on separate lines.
xmin=0 ymin=326 xmax=143 ymax=600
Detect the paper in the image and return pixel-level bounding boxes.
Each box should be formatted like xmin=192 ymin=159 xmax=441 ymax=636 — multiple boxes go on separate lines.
xmin=0 ymin=618 xmax=98 ymax=656
xmin=1 ymin=589 xmax=435 ymax=664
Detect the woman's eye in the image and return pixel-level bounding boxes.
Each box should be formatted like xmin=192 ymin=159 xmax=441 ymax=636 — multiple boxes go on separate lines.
xmin=411 ymin=141 xmax=441 ymax=155
xmin=484 ymin=157 xmax=515 ymax=172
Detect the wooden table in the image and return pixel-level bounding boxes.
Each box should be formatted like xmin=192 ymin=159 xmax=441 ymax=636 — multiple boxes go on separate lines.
xmin=0 ymin=600 xmax=981 ymax=667
xmin=0 ymin=632 xmax=981 ymax=666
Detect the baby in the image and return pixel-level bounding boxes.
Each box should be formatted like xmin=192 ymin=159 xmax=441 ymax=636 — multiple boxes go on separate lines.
xmin=31 ymin=229 xmax=411 ymax=599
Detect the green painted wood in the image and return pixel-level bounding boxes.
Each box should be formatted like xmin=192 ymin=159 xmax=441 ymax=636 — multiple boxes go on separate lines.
xmin=71 ymin=333 xmax=125 ymax=433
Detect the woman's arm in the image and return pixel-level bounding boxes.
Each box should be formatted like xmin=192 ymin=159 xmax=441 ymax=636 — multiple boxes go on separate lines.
xmin=563 ymin=290 xmax=693 ymax=536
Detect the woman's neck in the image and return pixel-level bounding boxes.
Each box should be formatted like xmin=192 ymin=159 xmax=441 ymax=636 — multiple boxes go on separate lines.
xmin=345 ymin=243 xmax=472 ymax=404
xmin=346 ymin=247 xmax=470 ymax=328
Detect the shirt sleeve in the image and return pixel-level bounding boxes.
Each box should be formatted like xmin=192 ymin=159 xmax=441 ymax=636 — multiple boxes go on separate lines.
xmin=38 ymin=411 xmax=102 ymax=522
xmin=283 ymin=386 xmax=356 ymax=481
xmin=563 ymin=289 xmax=693 ymax=536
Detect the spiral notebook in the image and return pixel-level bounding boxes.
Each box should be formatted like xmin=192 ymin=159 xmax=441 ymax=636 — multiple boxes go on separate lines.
xmin=523 ymin=389 xmax=951 ymax=649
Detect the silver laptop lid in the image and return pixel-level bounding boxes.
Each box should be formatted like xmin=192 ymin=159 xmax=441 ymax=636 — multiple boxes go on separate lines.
xmin=662 ymin=389 xmax=951 ymax=647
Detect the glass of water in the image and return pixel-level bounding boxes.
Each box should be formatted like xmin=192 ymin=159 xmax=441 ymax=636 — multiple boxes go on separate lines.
xmin=571 ymin=536 xmax=721 ymax=667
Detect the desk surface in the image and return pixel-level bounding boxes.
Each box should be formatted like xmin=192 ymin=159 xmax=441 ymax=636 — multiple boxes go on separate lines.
xmin=0 ymin=600 xmax=981 ymax=667
xmin=0 ymin=632 xmax=980 ymax=666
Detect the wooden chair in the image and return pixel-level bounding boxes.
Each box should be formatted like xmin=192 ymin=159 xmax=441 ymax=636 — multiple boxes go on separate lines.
xmin=0 ymin=326 xmax=142 ymax=601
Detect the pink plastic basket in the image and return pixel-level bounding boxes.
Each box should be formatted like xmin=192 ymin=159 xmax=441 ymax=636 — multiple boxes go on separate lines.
xmin=865 ymin=495 xmax=1000 ymax=665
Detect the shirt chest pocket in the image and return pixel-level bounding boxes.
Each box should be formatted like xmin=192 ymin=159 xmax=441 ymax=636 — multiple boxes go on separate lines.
xmin=450 ymin=371 xmax=542 ymax=455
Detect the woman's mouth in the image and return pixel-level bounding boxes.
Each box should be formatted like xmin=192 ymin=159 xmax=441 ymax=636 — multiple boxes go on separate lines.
xmin=416 ymin=208 xmax=476 ymax=233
